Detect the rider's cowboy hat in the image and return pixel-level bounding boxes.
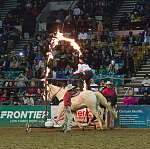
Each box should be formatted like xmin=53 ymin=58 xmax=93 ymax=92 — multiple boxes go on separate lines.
xmin=106 ymin=81 xmax=113 ymax=85
xmin=65 ymin=84 xmax=75 ymax=91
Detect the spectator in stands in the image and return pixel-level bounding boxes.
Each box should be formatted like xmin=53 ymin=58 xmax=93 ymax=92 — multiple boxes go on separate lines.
xmin=108 ymin=46 xmax=115 ymax=58
xmin=32 ymin=59 xmax=38 ymax=71
xmin=123 ymin=89 xmax=137 ymax=105
xmin=35 ymin=88 xmax=44 ymax=105
xmin=137 ymin=33 xmax=144 ymax=46
xmin=138 ymin=90 xmax=150 ymax=105
xmin=105 ymin=54 xmax=111 ymax=67
xmin=100 ymin=79 xmax=106 ymax=91
xmin=35 ymin=65 xmax=41 ymax=79
xmin=12 ymin=94 xmax=20 ymax=106
xmin=139 ymin=74 xmax=150 ymax=94
xmin=0 ymin=72 xmax=5 ymax=86
xmin=114 ymin=53 xmax=120 ymax=63
xmin=0 ymin=88 xmax=11 ymax=105
xmin=78 ymin=30 xmax=88 ymax=41
xmin=90 ymin=78 xmax=98 ymax=91
xmin=15 ymin=72 xmax=28 ymax=88
xmin=109 ymin=28 xmax=115 ymax=42
xmin=120 ymin=46 xmax=127 ymax=61
xmin=120 ymin=52 xmax=135 ymax=76
xmin=38 ymin=55 xmax=45 ymax=69
xmin=141 ymin=74 xmax=150 ymax=86
xmin=108 ymin=59 xmax=118 ymax=75
xmin=99 ymin=65 xmax=107 ymax=75
xmin=19 ymin=56 xmax=29 ymax=70
xmin=27 ymin=81 xmax=37 ymax=96
xmin=24 ymin=67 xmax=33 ymax=80
xmin=125 ymin=31 xmax=136 ymax=46
xmin=35 ymin=50 xmax=43 ymax=61
xmin=7 ymin=81 xmax=18 ymax=95
xmin=56 ymin=70 xmax=65 ymax=79
xmin=73 ymin=4 xmax=81 ymax=16
xmin=97 ymin=21 xmax=103 ymax=39
xmin=0 ymin=55 xmax=10 ymax=70
xmin=4 ymin=74 xmax=13 ymax=87
xmin=23 ymin=93 xmax=34 ymax=106
xmin=65 ymin=64 xmax=73 ymax=76
xmin=10 ymin=56 xmax=19 ymax=69
xmin=92 ymin=53 xmax=101 ymax=71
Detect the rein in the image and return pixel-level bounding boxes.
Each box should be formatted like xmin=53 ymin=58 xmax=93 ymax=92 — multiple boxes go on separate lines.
xmin=48 ymin=85 xmax=63 ymax=102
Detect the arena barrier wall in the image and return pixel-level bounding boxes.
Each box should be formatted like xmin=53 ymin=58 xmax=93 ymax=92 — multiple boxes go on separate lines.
xmin=115 ymin=106 xmax=150 ymax=128
xmin=52 ymin=105 xmax=150 ymax=128
xmin=0 ymin=106 xmax=51 ymax=126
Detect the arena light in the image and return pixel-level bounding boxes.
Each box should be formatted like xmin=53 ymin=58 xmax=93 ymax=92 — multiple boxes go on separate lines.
xmin=19 ymin=52 xmax=23 ymax=56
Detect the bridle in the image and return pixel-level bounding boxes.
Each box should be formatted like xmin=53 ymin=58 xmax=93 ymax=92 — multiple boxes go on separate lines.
xmin=48 ymin=84 xmax=63 ymax=102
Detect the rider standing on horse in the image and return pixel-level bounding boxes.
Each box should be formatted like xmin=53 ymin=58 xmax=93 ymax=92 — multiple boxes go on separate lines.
xmin=73 ymin=57 xmax=93 ymax=91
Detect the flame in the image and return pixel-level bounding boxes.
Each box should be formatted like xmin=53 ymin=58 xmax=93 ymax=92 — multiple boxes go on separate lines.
xmin=42 ymin=30 xmax=82 ymax=100
xmin=83 ymin=80 xmax=87 ymax=91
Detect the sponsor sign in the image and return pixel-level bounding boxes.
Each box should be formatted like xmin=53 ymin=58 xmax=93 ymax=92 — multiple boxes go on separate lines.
xmin=115 ymin=106 xmax=150 ymax=128
xmin=0 ymin=106 xmax=51 ymax=126
xmin=51 ymin=106 xmax=96 ymax=126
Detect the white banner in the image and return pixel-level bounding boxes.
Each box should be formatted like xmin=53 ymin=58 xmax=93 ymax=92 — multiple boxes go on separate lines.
xmin=51 ymin=106 xmax=97 ymax=127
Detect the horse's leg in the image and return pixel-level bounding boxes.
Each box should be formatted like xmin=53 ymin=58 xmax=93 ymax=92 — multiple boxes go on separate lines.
xmin=72 ymin=111 xmax=84 ymax=131
xmin=90 ymin=108 xmax=103 ymax=131
xmin=97 ymin=106 xmax=105 ymax=124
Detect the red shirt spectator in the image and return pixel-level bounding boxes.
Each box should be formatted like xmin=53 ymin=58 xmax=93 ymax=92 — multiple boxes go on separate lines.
xmin=102 ymin=81 xmax=116 ymax=102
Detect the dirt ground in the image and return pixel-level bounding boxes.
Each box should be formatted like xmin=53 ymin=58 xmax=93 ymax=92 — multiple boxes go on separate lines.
xmin=0 ymin=127 xmax=150 ymax=149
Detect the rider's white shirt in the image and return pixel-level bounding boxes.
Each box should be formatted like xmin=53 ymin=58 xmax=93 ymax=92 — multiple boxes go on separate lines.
xmin=77 ymin=63 xmax=91 ymax=73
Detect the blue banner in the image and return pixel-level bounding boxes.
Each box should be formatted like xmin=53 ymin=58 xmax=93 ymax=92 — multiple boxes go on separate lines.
xmin=115 ymin=106 xmax=150 ymax=128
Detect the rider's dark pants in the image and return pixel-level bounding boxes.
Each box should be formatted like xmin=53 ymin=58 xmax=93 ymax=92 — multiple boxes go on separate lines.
xmin=79 ymin=70 xmax=93 ymax=91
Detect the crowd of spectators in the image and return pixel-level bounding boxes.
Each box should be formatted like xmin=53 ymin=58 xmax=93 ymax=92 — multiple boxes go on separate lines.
xmin=0 ymin=0 xmax=47 ymax=55
xmin=119 ymin=0 xmax=150 ymax=30
xmin=0 ymin=0 xmax=150 ymax=106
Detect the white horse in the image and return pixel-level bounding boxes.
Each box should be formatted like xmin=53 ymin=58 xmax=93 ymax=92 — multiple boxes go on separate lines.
xmin=48 ymin=84 xmax=115 ymax=130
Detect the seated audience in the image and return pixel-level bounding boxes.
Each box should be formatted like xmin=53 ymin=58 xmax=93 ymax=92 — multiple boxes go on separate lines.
xmin=35 ymin=88 xmax=44 ymax=105
xmin=138 ymin=90 xmax=150 ymax=105
xmin=23 ymin=93 xmax=34 ymax=106
xmin=108 ymin=60 xmax=118 ymax=75
xmin=0 ymin=89 xmax=11 ymax=105
xmin=0 ymin=55 xmax=10 ymax=70
xmin=10 ymin=56 xmax=19 ymax=69
xmin=15 ymin=72 xmax=28 ymax=88
xmin=90 ymin=78 xmax=98 ymax=91
xmin=123 ymin=89 xmax=137 ymax=105
xmin=27 ymin=81 xmax=37 ymax=95
xmin=24 ymin=67 xmax=33 ymax=80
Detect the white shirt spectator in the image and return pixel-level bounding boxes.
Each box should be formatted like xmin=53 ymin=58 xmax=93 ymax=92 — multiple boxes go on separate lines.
xmin=73 ymin=8 xmax=80 ymax=16
xmin=90 ymin=83 xmax=98 ymax=91
xmin=78 ymin=33 xmax=87 ymax=40
xmin=141 ymin=79 xmax=150 ymax=86
xmin=38 ymin=60 xmax=45 ymax=68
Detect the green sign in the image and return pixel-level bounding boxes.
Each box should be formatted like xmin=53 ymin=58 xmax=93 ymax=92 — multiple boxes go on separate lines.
xmin=0 ymin=106 xmax=51 ymax=126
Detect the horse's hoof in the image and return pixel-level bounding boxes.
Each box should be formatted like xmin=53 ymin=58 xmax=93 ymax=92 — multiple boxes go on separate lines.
xmin=81 ymin=127 xmax=84 ymax=131
xmin=97 ymin=127 xmax=103 ymax=131
xmin=87 ymin=121 xmax=91 ymax=126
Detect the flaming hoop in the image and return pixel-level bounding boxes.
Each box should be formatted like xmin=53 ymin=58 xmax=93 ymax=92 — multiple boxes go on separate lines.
xmin=43 ymin=30 xmax=86 ymax=104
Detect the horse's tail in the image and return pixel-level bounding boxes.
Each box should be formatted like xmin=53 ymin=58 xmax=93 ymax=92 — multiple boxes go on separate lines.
xmin=94 ymin=92 xmax=115 ymax=117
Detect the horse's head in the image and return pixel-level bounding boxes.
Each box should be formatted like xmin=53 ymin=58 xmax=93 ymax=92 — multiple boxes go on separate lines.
xmin=47 ymin=84 xmax=65 ymax=102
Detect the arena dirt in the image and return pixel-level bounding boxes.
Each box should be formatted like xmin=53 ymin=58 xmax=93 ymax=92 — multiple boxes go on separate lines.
xmin=0 ymin=127 xmax=150 ymax=149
